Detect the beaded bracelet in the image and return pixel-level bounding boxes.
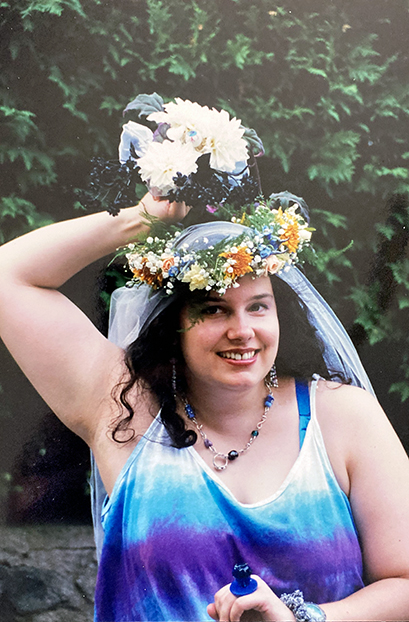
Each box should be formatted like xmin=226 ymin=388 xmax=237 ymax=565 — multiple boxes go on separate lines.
xmin=280 ymin=589 xmax=326 ymax=622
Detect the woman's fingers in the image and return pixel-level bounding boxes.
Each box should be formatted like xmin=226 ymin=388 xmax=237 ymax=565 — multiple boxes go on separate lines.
xmin=166 ymin=199 xmax=190 ymax=220
xmin=213 ymin=584 xmax=238 ymax=622
xmin=138 ymin=192 xmax=190 ymax=221
xmin=228 ymin=592 xmax=276 ymax=622
xmin=209 ymin=576 xmax=295 ymax=622
xmin=207 ymin=602 xmax=218 ymax=620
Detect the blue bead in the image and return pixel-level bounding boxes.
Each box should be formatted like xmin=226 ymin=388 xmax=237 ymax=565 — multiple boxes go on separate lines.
xmin=185 ymin=404 xmax=195 ymax=419
xmin=251 ymin=430 xmax=259 ymax=437
xmin=265 ymin=394 xmax=274 ymax=407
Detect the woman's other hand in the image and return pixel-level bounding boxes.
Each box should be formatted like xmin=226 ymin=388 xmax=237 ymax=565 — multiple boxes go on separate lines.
xmin=207 ymin=576 xmax=296 ymax=622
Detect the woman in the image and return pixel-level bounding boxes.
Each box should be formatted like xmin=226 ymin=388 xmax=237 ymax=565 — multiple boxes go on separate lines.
xmin=1 ymin=97 xmax=409 ymax=621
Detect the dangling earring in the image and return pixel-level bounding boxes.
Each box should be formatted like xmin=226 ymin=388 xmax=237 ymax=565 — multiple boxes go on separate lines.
xmin=171 ymin=358 xmax=177 ymax=398
xmin=268 ymin=364 xmax=279 ymax=388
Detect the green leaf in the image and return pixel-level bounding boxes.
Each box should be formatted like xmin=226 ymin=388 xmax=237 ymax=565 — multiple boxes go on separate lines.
xmin=313 ymin=209 xmax=348 ymax=229
xmin=123 ymin=92 xmax=165 ymax=117
xmin=375 ymin=223 xmax=396 ymax=241
xmin=307 ymin=67 xmax=327 ymax=79
xmin=389 ymin=259 xmax=409 ymax=288
xmin=0 ymin=195 xmax=54 ymax=243
xmin=242 ymin=126 xmax=264 ymax=157
xmin=389 ymin=382 xmax=409 ymax=402
xmin=100 ymin=97 xmax=124 ymax=115
xmin=398 ymin=296 xmax=409 ymax=310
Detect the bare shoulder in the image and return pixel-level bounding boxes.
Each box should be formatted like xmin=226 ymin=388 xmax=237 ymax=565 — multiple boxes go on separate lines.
xmin=314 ymin=378 xmax=400 ymax=450
xmin=315 ymin=377 xmax=375 ymax=400
xmin=313 ymin=379 xmax=407 ymax=494
xmin=315 ymin=378 xmax=383 ymax=424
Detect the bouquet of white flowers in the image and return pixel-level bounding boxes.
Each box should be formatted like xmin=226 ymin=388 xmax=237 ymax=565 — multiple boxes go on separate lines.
xmin=77 ymin=93 xmax=264 ymax=216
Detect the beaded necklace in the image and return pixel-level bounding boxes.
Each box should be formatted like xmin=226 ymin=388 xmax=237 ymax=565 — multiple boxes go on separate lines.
xmin=183 ymin=391 xmax=274 ymax=471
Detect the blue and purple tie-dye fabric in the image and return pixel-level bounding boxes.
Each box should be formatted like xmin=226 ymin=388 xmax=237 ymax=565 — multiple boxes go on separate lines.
xmin=94 ymin=380 xmax=364 ymax=622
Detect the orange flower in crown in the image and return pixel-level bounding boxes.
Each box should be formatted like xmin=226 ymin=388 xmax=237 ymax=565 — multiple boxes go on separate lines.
xmin=132 ymin=259 xmax=164 ymax=289
xmin=277 ymin=208 xmax=301 ymax=254
xmin=220 ymin=247 xmax=254 ymax=280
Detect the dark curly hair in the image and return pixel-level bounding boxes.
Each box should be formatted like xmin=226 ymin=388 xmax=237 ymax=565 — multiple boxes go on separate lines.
xmin=111 ymin=274 xmax=341 ymax=448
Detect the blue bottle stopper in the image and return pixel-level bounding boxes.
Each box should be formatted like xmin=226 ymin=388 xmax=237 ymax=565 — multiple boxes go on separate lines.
xmin=230 ymin=563 xmax=258 ymax=596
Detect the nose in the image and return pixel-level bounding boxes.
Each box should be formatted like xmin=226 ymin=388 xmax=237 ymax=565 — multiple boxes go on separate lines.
xmin=226 ymin=311 xmax=255 ymax=342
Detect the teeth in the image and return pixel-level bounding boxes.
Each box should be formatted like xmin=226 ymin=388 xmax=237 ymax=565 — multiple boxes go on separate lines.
xmin=220 ymin=350 xmax=256 ymax=360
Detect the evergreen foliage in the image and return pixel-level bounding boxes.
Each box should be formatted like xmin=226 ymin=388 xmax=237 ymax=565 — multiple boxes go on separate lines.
xmin=1 ymin=0 xmax=409 ymax=408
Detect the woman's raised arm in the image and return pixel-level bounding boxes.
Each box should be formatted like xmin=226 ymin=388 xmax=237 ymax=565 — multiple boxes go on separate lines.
xmin=0 ymin=195 xmax=187 ymax=443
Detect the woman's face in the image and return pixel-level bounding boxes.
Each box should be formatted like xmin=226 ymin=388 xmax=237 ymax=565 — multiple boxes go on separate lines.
xmin=180 ymin=275 xmax=279 ymax=393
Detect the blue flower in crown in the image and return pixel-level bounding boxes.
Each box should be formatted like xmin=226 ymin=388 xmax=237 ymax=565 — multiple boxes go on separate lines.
xmin=168 ymin=266 xmax=179 ymax=278
xmin=264 ymin=234 xmax=281 ymax=249
xmin=258 ymin=245 xmax=273 ymax=259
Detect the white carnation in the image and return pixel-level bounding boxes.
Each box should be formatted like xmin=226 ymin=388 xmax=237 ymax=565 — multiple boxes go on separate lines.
xmin=151 ymin=99 xmax=212 ymax=155
xmin=148 ymin=99 xmax=248 ymax=173
xmin=137 ymin=140 xmax=198 ymax=195
xmin=299 ymin=228 xmax=312 ymax=242
xmin=205 ymin=109 xmax=248 ymax=172
xmin=148 ymin=98 xmax=209 ymax=129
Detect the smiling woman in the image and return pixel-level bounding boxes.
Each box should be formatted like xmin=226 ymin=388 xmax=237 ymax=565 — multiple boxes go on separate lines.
xmin=180 ymin=277 xmax=279 ymax=393
xmin=0 ymin=96 xmax=409 ymax=622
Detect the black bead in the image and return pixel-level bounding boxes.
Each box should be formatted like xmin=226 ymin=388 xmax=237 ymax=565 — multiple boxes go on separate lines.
xmin=228 ymin=450 xmax=239 ymax=461
xmin=251 ymin=430 xmax=259 ymax=437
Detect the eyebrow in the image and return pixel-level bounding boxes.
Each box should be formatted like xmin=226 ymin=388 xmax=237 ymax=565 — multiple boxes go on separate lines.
xmin=205 ymin=293 xmax=275 ymax=303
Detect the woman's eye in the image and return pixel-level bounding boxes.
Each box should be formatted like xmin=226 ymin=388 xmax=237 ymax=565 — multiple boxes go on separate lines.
xmin=248 ymin=303 xmax=268 ymax=312
xmin=201 ymin=305 xmax=223 ymax=316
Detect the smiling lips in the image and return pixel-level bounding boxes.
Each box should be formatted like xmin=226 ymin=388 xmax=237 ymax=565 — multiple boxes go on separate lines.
xmin=218 ymin=350 xmax=257 ymax=361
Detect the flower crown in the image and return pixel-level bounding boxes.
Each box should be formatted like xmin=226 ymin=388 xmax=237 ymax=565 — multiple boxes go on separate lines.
xmin=122 ymin=193 xmax=313 ymax=296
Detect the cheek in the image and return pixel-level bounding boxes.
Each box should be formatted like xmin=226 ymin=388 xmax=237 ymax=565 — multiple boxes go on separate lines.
xmin=180 ymin=326 xmax=206 ymax=361
xmin=263 ymin=318 xmax=280 ymax=351
xmin=180 ymin=323 xmax=220 ymax=366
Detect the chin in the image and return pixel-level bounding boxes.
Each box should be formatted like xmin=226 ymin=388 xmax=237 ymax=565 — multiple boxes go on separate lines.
xmin=213 ymin=371 xmax=266 ymax=390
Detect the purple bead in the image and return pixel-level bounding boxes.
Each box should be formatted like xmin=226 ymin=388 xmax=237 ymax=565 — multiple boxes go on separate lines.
xmin=204 ymin=439 xmax=213 ymax=448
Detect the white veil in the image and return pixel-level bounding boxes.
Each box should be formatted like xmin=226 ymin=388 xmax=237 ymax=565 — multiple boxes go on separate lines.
xmin=90 ymin=220 xmax=373 ymax=559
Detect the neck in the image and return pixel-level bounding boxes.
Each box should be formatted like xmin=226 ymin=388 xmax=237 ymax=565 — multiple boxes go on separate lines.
xmin=184 ymin=378 xmax=269 ymax=433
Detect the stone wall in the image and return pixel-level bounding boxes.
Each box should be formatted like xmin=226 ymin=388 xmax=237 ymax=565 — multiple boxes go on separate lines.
xmin=0 ymin=525 xmax=97 ymax=622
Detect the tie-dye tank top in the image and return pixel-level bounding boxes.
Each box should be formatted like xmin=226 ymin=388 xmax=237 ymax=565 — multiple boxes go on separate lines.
xmin=94 ymin=378 xmax=364 ymax=621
